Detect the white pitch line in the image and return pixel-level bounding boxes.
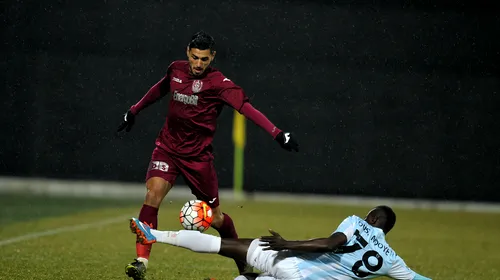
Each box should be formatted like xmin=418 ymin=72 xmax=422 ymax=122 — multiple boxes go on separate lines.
xmin=0 ymin=214 xmax=133 ymax=247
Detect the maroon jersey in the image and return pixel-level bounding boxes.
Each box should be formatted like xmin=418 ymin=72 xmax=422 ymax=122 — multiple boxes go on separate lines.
xmin=154 ymin=60 xmax=248 ymax=158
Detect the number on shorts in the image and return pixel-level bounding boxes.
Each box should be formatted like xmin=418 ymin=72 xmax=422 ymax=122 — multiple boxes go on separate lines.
xmin=150 ymin=161 xmax=169 ymax=172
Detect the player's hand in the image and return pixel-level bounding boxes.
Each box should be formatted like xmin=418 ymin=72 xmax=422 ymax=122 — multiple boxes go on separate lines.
xmin=275 ymin=131 xmax=299 ymax=152
xmin=259 ymin=229 xmax=289 ymax=251
xmin=117 ymin=110 xmax=136 ymax=132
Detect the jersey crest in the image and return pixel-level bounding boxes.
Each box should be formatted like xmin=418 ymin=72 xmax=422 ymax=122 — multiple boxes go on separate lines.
xmin=192 ymin=80 xmax=203 ymax=93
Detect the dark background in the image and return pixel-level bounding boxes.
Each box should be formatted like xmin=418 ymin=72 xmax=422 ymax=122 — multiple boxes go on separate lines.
xmin=2 ymin=0 xmax=499 ymax=201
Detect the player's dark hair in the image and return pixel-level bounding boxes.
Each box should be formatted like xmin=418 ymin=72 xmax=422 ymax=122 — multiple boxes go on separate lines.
xmin=375 ymin=205 xmax=396 ymax=234
xmin=188 ymin=31 xmax=216 ymax=53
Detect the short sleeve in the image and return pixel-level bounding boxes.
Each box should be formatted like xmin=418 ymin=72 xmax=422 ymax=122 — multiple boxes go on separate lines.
xmin=216 ymin=78 xmax=249 ymax=111
xmin=388 ymin=256 xmax=417 ymax=280
xmin=333 ymin=216 xmax=357 ymax=240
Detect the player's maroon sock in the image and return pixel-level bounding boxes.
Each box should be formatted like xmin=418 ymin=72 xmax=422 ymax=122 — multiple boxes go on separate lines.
xmin=215 ymin=213 xmax=238 ymax=239
xmin=214 ymin=213 xmax=247 ymax=273
xmin=136 ymin=204 xmax=159 ymax=260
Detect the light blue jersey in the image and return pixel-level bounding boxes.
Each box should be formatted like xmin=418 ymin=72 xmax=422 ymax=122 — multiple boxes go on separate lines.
xmin=293 ymin=216 xmax=429 ymax=280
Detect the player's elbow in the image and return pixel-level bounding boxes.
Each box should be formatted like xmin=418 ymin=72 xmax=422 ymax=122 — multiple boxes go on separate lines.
xmin=326 ymin=232 xmax=347 ymax=252
xmin=325 ymin=240 xmax=341 ymax=252
xmin=312 ymin=238 xmax=341 ymax=252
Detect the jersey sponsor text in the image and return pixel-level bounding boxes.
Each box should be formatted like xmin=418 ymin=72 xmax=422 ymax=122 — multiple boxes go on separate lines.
xmin=173 ymin=91 xmax=198 ymax=105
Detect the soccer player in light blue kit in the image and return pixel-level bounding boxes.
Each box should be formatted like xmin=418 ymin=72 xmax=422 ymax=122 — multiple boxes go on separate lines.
xmin=129 ymin=205 xmax=431 ymax=280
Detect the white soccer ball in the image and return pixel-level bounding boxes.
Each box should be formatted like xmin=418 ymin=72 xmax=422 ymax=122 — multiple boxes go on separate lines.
xmin=179 ymin=200 xmax=213 ymax=232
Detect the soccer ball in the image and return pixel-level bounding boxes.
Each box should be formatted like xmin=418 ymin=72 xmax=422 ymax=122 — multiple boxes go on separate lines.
xmin=179 ymin=200 xmax=213 ymax=232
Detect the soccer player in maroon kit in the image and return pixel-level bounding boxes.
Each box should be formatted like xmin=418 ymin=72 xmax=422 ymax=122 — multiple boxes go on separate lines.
xmin=118 ymin=31 xmax=299 ymax=280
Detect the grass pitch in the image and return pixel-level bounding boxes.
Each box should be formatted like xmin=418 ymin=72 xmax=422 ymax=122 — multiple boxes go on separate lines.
xmin=0 ymin=194 xmax=499 ymax=280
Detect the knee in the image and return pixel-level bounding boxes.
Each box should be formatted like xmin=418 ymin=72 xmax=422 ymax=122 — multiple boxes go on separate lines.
xmin=144 ymin=178 xmax=171 ymax=207
xmin=144 ymin=188 xmax=164 ymax=207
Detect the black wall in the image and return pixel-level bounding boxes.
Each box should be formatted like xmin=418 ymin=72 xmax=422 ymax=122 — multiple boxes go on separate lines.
xmin=2 ymin=0 xmax=499 ymax=201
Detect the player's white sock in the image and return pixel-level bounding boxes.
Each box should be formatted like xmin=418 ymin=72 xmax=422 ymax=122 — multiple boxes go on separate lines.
xmin=136 ymin=257 xmax=148 ymax=268
xmin=233 ymin=276 xmax=248 ymax=280
xmin=150 ymin=229 xmax=221 ymax=253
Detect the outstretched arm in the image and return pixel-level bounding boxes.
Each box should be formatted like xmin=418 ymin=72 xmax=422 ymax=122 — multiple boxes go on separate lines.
xmin=239 ymin=102 xmax=281 ymax=139
xmin=238 ymin=103 xmax=299 ymax=151
xmin=259 ymin=230 xmax=347 ymax=253
xmin=117 ymin=76 xmax=169 ymax=132
xmin=130 ymin=76 xmax=170 ymax=115
xmin=219 ymin=82 xmax=299 ymax=151
xmin=218 ymin=85 xmax=281 ymax=139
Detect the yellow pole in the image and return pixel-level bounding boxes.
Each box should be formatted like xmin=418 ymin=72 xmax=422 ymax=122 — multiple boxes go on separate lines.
xmin=232 ymin=110 xmax=246 ymax=200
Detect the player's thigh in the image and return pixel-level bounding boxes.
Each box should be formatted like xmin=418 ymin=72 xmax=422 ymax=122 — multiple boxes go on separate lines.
xmin=179 ymin=158 xmax=219 ymax=208
xmin=247 ymin=239 xmax=302 ymax=280
xmin=145 ymin=148 xmax=180 ymax=197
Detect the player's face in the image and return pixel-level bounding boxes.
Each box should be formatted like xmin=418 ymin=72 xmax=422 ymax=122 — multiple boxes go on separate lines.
xmin=365 ymin=208 xmax=378 ymax=225
xmin=187 ymin=47 xmax=215 ymax=76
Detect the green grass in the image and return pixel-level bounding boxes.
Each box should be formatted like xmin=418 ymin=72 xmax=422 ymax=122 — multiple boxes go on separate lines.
xmin=0 ymin=194 xmax=139 ymax=224
xmin=0 ymin=194 xmax=499 ymax=280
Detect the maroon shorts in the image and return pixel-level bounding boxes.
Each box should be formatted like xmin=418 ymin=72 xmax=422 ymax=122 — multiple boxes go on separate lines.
xmin=145 ymin=147 xmax=220 ymax=208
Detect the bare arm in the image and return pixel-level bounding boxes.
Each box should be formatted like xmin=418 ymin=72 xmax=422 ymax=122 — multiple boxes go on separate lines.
xmin=259 ymin=230 xmax=347 ymax=253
